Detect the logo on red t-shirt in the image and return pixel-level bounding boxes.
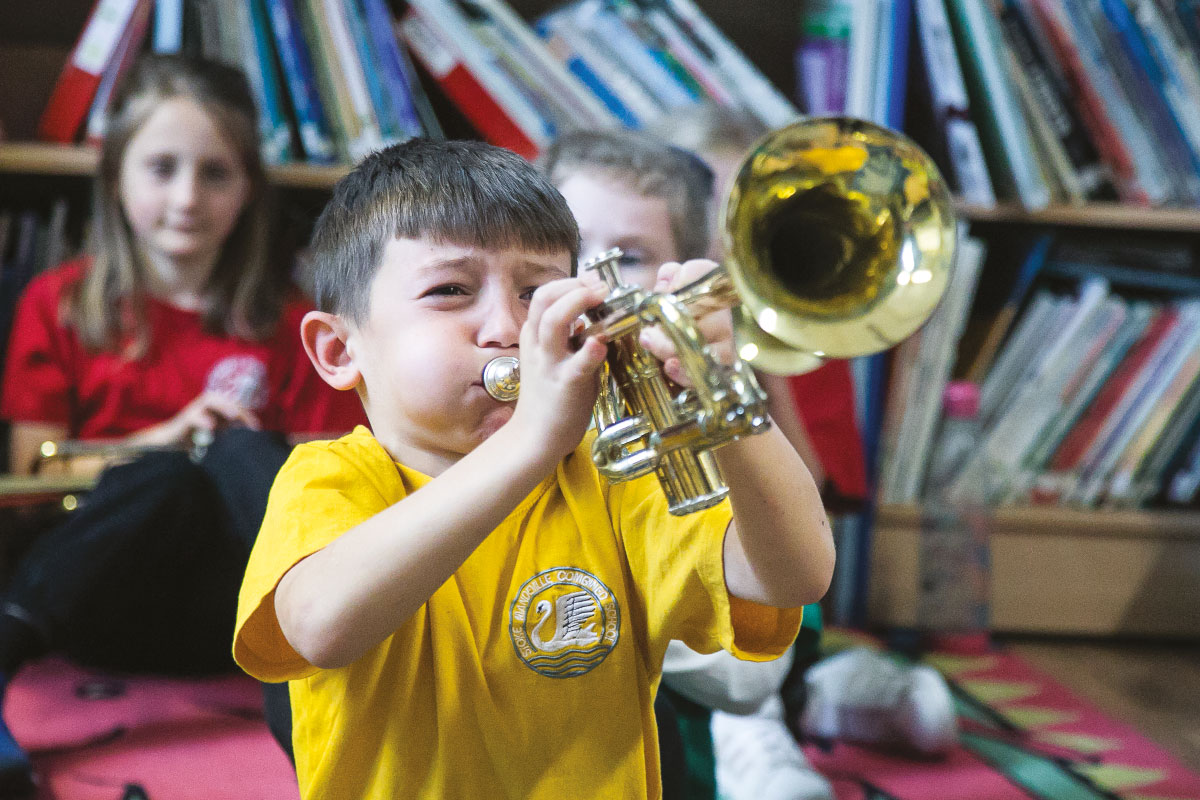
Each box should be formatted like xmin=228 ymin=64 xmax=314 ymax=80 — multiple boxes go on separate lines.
xmin=205 ymin=356 xmax=268 ymax=410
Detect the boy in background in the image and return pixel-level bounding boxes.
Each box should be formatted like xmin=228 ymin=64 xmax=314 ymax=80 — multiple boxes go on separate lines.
xmin=233 ymin=138 xmax=834 ymax=799
xmin=542 ymin=129 xmax=834 ymax=800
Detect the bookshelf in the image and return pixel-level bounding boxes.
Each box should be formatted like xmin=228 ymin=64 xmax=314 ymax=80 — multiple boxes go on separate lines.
xmin=870 ymin=503 xmax=1200 ymax=637
xmin=14 ymin=141 xmax=1200 ymax=230
xmin=4 ymin=0 xmax=1200 ymax=636
xmin=0 ymin=142 xmax=352 ymax=190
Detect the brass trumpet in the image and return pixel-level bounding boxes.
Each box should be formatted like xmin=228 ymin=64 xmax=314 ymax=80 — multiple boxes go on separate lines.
xmin=483 ymin=117 xmax=957 ymax=515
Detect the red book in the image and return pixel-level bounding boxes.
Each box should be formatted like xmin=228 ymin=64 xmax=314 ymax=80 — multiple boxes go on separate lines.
xmin=399 ymin=6 xmax=540 ymax=160
xmin=38 ymin=0 xmax=143 ymax=143
xmin=1046 ymin=307 xmax=1178 ymax=472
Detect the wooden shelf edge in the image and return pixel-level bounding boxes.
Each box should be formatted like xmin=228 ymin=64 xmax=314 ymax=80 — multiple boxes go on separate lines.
xmin=956 ymin=201 xmax=1200 ymax=232
xmin=875 ymin=503 xmax=1200 ymax=540
xmin=6 ymin=143 xmax=1200 ymax=226
xmin=0 ymin=142 xmax=351 ymax=189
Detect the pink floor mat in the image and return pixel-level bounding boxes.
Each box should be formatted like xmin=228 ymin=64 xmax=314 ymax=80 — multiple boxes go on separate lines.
xmin=806 ymin=630 xmax=1200 ymax=800
xmin=5 ymin=657 xmax=297 ymax=800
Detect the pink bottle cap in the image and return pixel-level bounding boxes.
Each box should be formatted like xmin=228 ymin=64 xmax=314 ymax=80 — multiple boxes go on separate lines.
xmin=943 ymin=380 xmax=980 ymax=418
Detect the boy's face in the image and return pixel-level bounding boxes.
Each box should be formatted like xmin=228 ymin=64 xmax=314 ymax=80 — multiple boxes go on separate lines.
xmin=556 ymin=171 xmax=680 ymax=290
xmin=348 ymin=237 xmax=571 ymax=475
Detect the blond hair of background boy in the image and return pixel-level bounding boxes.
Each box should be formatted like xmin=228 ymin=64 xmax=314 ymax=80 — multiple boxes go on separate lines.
xmin=232 ymin=138 xmax=833 ymax=800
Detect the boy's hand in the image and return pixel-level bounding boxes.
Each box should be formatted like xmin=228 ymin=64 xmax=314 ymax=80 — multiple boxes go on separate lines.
xmin=509 ymin=277 xmax=609 ymax=461
xmin=639 ymin=259 xmax=734 ymax=387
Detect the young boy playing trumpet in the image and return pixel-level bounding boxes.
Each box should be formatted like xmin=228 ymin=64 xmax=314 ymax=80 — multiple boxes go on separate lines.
xmin=233 ymin=138 xmax=833 ymax=799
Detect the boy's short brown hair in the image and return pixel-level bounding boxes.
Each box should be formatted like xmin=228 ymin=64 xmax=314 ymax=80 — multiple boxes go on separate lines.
xmin=539 ymin=129 xmax=715 ymax=261
xmin=310 ymin=138 xmax=581 ymax=322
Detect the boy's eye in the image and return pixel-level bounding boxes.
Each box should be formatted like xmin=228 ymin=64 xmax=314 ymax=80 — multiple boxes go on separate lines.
xmin=426 ymin=285 xmax=468 ymax=297
xmin=520 ymin=287 xmax=539 ymax=302
xmin=617 ymin=252 xmax=646 ymax=268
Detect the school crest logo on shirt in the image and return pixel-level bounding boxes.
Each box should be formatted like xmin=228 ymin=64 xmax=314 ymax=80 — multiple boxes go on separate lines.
xmin=205 ymin=356 xmax=268 ymax=410
xmin=510 ymin=568 xmax=619 ymax=678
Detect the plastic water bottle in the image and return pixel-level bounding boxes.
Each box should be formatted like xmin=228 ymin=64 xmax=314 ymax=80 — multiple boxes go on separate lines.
xmin=917 ymin=380 xmax=991 ymax=653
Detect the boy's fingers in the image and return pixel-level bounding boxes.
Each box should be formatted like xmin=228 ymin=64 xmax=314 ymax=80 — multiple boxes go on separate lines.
xmin=654 ymin=262 xmax=680 ymax=293
xmin=670 ymin=258 xmax=720 ymax=291
xmin=565 ymin=335 xmax=608 ymax=375
xmin=527 ymin=279 xmax=582 ymax=328
xmin=538 ymin=284 xmax=605 ymax=351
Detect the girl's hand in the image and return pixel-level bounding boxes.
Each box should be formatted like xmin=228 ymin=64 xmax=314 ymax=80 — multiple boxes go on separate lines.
xmin=509 ymin=277 xmax=609 ymax=462
xmin=638 ymin=259 xmax=734 ymax=387
xmin=131 ymin=391 xmax=261 ymax=449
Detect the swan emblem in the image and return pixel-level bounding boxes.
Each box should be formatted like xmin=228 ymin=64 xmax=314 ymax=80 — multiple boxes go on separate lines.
xmin=530 ymin=591 xmax=600 ymax=652
xmin=510 ymin=567 xmax=621 ymax=678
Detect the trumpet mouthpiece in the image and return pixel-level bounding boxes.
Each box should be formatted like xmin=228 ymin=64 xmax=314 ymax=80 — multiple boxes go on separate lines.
xmin=482 ymin=356 xmax=520 ymax=402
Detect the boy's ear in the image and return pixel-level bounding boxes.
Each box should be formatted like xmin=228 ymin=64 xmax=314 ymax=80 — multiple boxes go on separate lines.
xmin=301 ymin=311 xmax=361 ymax=392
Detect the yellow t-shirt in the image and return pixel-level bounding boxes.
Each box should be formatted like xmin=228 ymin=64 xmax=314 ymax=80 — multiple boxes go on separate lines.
xmin=235 ymin=426 xmax=803 ymax=800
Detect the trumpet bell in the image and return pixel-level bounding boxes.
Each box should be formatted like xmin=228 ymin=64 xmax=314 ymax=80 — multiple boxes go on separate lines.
xmin=723 ymin=117 xmax=956 ymax=362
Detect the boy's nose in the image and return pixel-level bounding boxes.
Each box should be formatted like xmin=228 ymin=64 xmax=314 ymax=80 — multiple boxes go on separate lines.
xmin=477 ymin=295 xmax=523 ymax=349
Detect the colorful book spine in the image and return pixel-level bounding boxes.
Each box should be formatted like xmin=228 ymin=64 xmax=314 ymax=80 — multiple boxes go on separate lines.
xmin=944 ymin=0 xmax=1052 ymax=207
xmin=534 ymin=16 xmax=642 ymax=128
xmin=795 ymin=0 xmax=851 ymax=115
xmin=246 ymin=0 xmax=299 ymax=163
xmin=359 ymin=0 xmax=425 ymax=139
xmin=658 ymin=0 xmax=799 ymax=127
xmin=38 ymin=0 xmax=142 ymax=143
xmin=399 ymin=7 xmax=542 ymax=158
xmin=320 ymin=0 xmax=386 ymax=159
xmin=263 ymin=0 xmax=337 ymax=163
xmin=82 ymin=0 xmax=153 ymax=145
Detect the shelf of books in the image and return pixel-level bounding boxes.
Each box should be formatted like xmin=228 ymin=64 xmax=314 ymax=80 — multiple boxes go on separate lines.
xmin=8 ymin=0 xmax=1200 ymax=631
xmin=0 ymin=142 xmax=352 ymax=190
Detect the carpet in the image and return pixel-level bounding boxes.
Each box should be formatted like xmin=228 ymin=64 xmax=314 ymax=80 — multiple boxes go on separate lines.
xmin=7 ymin=634 xmax=1200 ymax=800
xmin=4 ymin=657 xmax=297 ymax=800
xmin=805 ymin=630 xmax=1200 ymax=800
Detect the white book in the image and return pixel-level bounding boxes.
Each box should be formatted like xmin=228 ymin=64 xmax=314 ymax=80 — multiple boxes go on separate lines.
xmin=1027 ymin=300 xmax=1155 ymax=503
xmin=642 ymin=5 xmax=740 ymax=109
xmin=321 ymin=0 xmax=385 ymax=161
xmin=539 ymin=7 xmax=664 ymax=125
xmin=471 ymin=0 xmax=616 ymax=127
xmin=1073 ymin=303 xmax=1200 ymax=505
xmin=945 ymin=0 xmax=1051 ymax=208
xmin=978 ymin=291 xmax=1064 ymax=424
xmin=402 ymin=2 xmax=554 ymax=146
xmin=968 ymin=279 xmax=1111 ymax=501
xmin=1050 ymin=0 xmax=1173 ymax=205
xmin=1064 ymin=304 xmax=1191 ymax=504
xmin=845 ymin=0 xmax=878 ymax=118
xmin=869 ymin=0 xmax=894 ymax=125
xmin=1129 ymin=0 xmax=1200 ymax=166
xmin=1003 ymin=297 xmax=1131 ymax=504
xmin=891 ymin=233 xmax=986 ymax=503
xmin=570 ymin=0 xmax=695 ymax=110
xmin=913 ymin=0 xmax=996 ymax=204
xmin=660 ymin=0 xmax=800 ymax=128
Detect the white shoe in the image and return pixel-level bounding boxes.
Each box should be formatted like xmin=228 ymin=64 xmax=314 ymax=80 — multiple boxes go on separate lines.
xmin=799 ymin=647 xmax=957 ymax=756
xmin=712 ymin=695 xmax=833 ymax=800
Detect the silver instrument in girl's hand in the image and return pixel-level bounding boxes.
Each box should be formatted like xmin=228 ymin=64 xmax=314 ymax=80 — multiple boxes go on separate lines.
xmin=483 ymin=117 xmax=957 ymax=515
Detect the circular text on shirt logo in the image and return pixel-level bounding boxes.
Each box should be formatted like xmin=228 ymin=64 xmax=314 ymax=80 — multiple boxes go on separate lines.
xmin=510 ymin=568 xmax=620 ymax=678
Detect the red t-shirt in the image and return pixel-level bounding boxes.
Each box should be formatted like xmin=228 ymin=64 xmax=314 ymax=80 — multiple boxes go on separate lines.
xmin=789 ymin=361 xmax=868 ymax=503
xmin=0 ymin=259 xmax=366 ymax=439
